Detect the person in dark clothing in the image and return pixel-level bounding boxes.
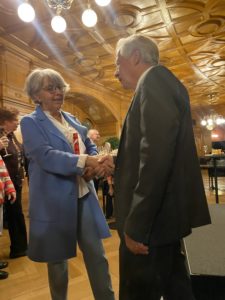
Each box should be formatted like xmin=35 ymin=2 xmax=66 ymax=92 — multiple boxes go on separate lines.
xmin=87 ymin=129 xmax=101 ymax=193
xmin=0 ymin=137 xmax=16 ymax=278
xmin=114 ymin=34 xmax=211 ymax=300
xmin=0 ymin=261 xmax=9 ymax=280
xmin=0 ymin=107 xmax=27 ymax=259
xmin=102 ymin=176 xmax=114 ymax=219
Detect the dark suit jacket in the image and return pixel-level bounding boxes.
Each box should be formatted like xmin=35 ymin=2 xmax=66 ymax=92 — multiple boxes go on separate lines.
xmin=114 ymin=65 xmax=211 ymax=247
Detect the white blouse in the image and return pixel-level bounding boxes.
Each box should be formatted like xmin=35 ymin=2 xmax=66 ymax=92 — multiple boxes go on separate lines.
xmin=44 ymin=111 xmax=90 ymax=198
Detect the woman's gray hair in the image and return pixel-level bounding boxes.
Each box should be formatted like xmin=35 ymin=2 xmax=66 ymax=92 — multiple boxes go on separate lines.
xmin=24 ymin=68 xmax=70 ymax=103
xmin=116 ymin=34 xmax=159 ymax=66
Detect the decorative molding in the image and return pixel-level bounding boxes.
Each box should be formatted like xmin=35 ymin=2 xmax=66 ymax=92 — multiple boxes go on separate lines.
xmin=110 ymin=5 xmax=142 ymax=28
xmin=189 ymin=17 xmax=225 ymax=37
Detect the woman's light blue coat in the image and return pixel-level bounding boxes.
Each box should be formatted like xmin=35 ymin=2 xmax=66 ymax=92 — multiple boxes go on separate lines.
xmin=20 ymin=106 xmax=110 ymax=262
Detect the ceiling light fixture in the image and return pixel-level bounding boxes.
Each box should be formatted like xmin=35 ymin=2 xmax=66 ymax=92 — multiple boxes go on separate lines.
xmin=200 ymin=114 xmax=225 ymax=130
xmin=46 ymin=0 xmax=74 ymax=10
xmin=82 ymin=6 xmax=98 ymax=28
xmin=95 ymin=0 xmax=111 ymax=6
xmin=17 ymin=0 xmax=111 ymax=33
xmin=51 ymin=15 xmax=67 ymax=33
xmin=17 ymin=1 xmax=35 ymax=23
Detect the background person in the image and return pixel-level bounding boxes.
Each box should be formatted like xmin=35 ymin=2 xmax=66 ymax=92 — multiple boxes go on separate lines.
xmin=102 ymin=176 xmax=114 ymax=220
xmin=88 ymin=129 xmax=101 ymax=193
xmin=0 ymin=260 xmax=8 ymax=280
xmin=114 ymin=34 xmax=211 ymax=300
xmin=21 ymin=68 xmax=115 ymax=300
xmin=87 ymin=129 xmax=100 ymax=146
xmin=0 ymin=152 xmax=16 ymax=280
xmin=0 ymin=107 xmax=27 ymax=259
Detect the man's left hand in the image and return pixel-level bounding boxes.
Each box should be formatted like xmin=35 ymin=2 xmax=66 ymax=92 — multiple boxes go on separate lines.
xmin=124 ymin=233 xmax=149 ymax=255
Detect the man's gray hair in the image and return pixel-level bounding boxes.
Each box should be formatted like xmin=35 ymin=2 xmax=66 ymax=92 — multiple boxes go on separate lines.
xmin=24 ymin=68 xmax=70 ymax=103
xmin=116 ymin=34 xmax=159 ymax=66
xmin=88 ymin=129 xmax=99 ymax=138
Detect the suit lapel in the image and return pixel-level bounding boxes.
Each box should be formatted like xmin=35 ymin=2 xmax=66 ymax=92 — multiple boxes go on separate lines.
xmin=117 ymin=66 xmax=153 ymax=156
xmin=116 ymin=93 xmax=136 ymax=162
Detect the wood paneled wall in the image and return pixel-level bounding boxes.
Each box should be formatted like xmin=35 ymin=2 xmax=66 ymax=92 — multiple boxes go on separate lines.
xmin=0 ymin=38 xmax=126 ymax=141
xmin=0 ymin=38 xmax=213 ymax=153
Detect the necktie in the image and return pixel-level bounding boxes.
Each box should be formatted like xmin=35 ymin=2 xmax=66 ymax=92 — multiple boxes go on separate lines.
xmin=73 ymin=133 xmax=80 ymax=154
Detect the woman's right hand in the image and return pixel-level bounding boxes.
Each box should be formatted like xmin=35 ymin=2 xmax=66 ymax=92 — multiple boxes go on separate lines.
xmin=0 ymin=136 xmax=9 ymax=150
xmin=82 ymin=167 xmax=95 ymax=182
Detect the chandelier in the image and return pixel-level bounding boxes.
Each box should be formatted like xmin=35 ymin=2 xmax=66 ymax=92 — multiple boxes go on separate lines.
xmin=200 ymin=114 xmax=225 ymax=130
xmin=17 ymin=0 xmax=111 ymax=33
xmin=46 ymin=0 xmax=74 ymax=10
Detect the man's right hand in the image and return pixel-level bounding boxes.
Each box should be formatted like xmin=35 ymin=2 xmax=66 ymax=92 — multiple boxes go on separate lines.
xmin=98 ymin=155 xmax=114 ymax=175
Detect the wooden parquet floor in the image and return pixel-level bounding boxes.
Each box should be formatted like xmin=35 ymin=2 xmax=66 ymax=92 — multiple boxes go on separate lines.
xmin=0 ymin=178 xmax=119 ymax=300
xmin=0 ymin=171 xmax=225 ymax=300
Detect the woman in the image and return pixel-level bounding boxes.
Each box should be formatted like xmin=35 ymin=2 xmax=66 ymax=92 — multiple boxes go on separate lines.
xmin=21 ymin=68 xmax=115 ymax=300
xmin=0 ymin=107 xmax=28 ymax=258
xmin=0 ymin=137 xmax=16 ymax=280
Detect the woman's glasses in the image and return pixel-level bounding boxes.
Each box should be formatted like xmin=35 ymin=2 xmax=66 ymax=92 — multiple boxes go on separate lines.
xmin=42 ymin=85 xmax=66 ymax=94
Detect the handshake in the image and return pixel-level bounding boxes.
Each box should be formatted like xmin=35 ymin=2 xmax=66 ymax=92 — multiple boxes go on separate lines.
xmin=82 ymin=154 xmax=115 ymax=182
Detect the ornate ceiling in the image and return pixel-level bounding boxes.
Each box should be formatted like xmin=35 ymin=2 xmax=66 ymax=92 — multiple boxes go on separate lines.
xmin=0 ymin=0 xmax=225 ymax=123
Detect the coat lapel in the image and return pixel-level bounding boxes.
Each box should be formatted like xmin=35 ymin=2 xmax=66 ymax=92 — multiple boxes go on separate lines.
xmin=35 ymin=106 xmax=71 ymax=147
xmin=61 ymin=112 xmax=86 ymax=141
xmin=35 ymin=106 xmax=86 ymax=148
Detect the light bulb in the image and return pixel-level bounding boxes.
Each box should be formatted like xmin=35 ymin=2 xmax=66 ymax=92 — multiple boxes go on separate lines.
xmin=17 ymin=2 xmax=35 ymax=23
xmin=216 ymin=117 xmax=225 ymax=125
xmin=95 ymin=0 xmax=111 ymax=6
xmin=51 ymin=15 xmax=67 ymax=33
xmin=206 ymin=124 xmax=214 ymax=131
xmin=207 ymin=119 xmax=213 ymax=125
xmin=201 ymin=120 xmax=207 ymax=126
xmin=82 ymin=9 xmax=97 ymax=27
xmin=216 ymin=118 xmax=222 ymax=125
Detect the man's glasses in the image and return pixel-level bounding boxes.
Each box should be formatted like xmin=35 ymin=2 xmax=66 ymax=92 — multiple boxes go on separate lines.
xmin=42 ymin=85 xmax=66 ymax=94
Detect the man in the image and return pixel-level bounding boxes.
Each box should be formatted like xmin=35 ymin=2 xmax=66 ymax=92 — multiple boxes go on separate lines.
xmin=88 ymin=129 xmax=101 ymax=192
xmin=114 ymin=34 xmax=211 ymax=300
xmin=88 ymin=129 xmax=100 ymax=145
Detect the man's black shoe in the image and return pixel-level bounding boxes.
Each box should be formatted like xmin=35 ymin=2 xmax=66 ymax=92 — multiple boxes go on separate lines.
xmin=0 ymin=270 xmax=8 ymax=280
xmin=0 ymin=261 xmax=8 ymax=269
xmin=10 ymin=251 xmax=27 ymax=259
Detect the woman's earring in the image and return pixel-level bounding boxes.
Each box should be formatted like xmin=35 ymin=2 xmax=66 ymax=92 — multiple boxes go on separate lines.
xmin=34 ymin=95 xmax=41 ymax=104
